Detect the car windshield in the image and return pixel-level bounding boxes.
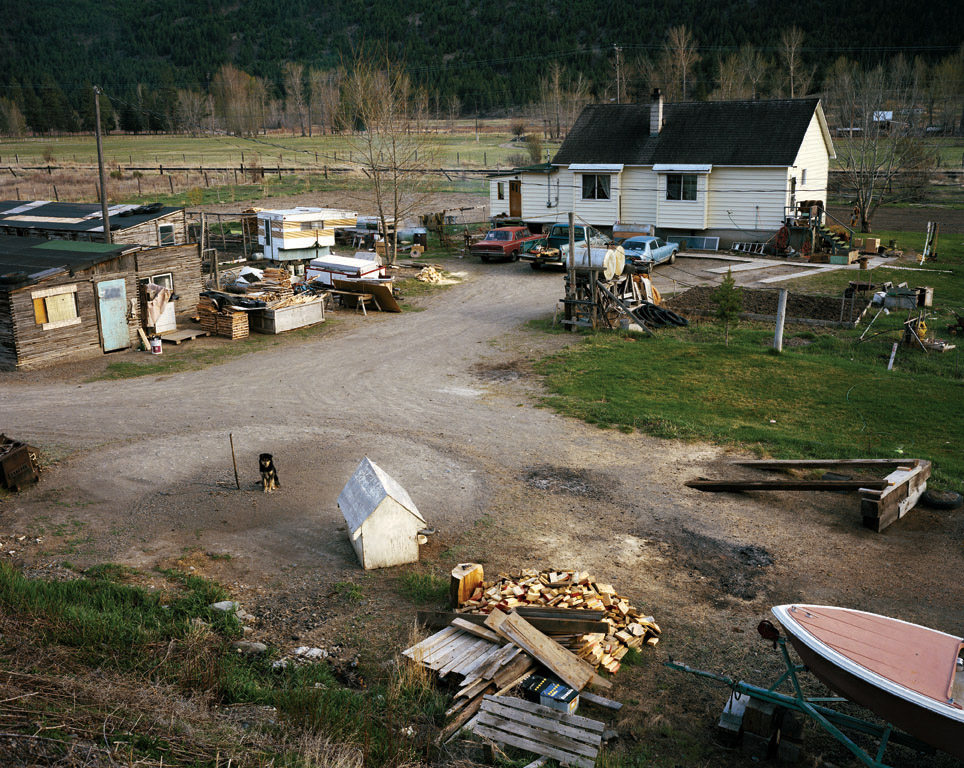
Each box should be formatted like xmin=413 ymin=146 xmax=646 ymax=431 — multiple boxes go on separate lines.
xmin=484 ymin=231 xmax=511 ymax=241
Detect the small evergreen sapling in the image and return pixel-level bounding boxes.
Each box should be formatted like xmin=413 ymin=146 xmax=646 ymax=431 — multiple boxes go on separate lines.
xmin=713 ymin=267 xmax=742 ymax=345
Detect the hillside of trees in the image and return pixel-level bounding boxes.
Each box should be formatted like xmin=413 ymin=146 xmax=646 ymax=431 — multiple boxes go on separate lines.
xmin=0 ymin=0 xmax=961 ymax=135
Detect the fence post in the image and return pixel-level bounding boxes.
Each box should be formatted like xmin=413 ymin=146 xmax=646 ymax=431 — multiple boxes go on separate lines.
xmin=773 ymin=289 xmax=787 ymax=353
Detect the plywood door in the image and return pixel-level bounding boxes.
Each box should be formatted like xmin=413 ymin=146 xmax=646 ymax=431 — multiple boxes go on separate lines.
xmin=96 ymin=278 xmax=129 ymax=352
xmin=509 ymin=180 xmax=522 ymax=217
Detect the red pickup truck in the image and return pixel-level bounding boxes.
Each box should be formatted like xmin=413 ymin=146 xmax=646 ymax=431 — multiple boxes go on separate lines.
xmin=470 ymin=226 xmax=542 ymax=263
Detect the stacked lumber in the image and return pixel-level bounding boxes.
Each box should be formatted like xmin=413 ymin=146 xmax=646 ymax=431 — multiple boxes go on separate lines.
xmin=196 ymin=296 xmax=249 ymax=340
xmin=258 ymin=267 xmax=294 ymax=301
xmin=268 ymin=292 xmax=319 ymax=311
xmin=457 ymin=569 xmax=660 ymax=676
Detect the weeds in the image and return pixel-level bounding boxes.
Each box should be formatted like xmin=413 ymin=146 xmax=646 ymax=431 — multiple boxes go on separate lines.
xmin=397 ymin=572 xmax=448 ymax=604
xmin=332 ymin=581 xmax=364 ymax=603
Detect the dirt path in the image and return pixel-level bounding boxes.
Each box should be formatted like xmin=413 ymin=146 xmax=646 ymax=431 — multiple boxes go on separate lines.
xmin=2 ymin=259 xmax=960 ymax=766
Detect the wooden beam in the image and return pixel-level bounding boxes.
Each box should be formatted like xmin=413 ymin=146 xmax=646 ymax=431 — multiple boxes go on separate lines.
xmin=417 ymin=610 xmax=609 ymax=636
xmin=687 ymin=479 xmax=888 ymax=492
xmin=733 ymin=459 xmax=919 ymax=470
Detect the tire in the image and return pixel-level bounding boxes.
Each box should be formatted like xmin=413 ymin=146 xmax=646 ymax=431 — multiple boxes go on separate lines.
xmin=530 ymin=261 xmax=542 ymax=270
xmin=920 ymin=489 xmax=963 ymax=510
xmin=511 ymin=250 xmax=520 ymax=262
xmin=669 ymin=250 xmax=677 ymax=265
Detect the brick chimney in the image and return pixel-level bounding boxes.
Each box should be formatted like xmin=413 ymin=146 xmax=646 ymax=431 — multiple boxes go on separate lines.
xmin=650 ymin=88 xmax=663 ymax=136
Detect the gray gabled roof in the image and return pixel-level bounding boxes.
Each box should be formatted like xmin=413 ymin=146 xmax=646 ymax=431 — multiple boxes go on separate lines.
xmin=0 ymin=235 xmax=134 ymax=287
xmin=552 ymin=98 xmax=823 ymax=167
xmin=0 ymin=200 xmax=181 ymax=234
xmin=338 ymin=457 xmax=424 ymax=536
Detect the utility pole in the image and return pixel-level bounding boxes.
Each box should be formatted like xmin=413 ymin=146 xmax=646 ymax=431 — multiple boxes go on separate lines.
xmin=93 ymin=86 xmax=111 ymax=244
xmin=613 ymin=45 xmax=622 ymax=104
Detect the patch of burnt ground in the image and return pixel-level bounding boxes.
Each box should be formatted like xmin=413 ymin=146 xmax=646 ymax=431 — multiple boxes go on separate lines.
xmin=523 ymin=465 xmax=611 ymax=501
xmin=664 ymin=528 xmax=774 ymax=601
xmin=472 ymin=358 xmax=530 ymax=383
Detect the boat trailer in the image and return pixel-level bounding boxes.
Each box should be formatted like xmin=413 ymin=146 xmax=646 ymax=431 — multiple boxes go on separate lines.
xmin=666 ymin=621 xmax=935 ymax=767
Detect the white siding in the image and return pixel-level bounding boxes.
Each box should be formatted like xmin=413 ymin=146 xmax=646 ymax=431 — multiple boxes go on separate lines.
xmin=792 ymin=113 xmax=831 ymax=205
xmin=619 ymin=167 xmax=658 ymax=226
xmin=489 ymin=176 xmax=515 ymax=219
xmin=705 ymin=167 xmax=789 ymax=231
xmin=655 ymin=173 xmax=708 ymax=229
xmin=571 ymin=171 xmax=620 ymax=225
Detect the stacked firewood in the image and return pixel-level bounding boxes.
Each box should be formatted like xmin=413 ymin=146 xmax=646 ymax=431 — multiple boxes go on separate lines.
xmin=197 ymin=296 xmax=249 ymax=340
xmin=457 ymin=568 xmax=660 ymax=676
xmin=259 ymin=268 xmax=293 ymax=302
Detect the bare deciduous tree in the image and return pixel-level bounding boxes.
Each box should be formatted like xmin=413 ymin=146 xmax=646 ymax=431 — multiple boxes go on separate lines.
xmin=825 ymin=56 xmax=936 ymax=232
xmin=737 ymin=44 xmax=770 ymax=100
xmin=211 ymin=65 xmax=262 ymax=135
xmin=665 ymin=26 xmax=700 ymax=100
xmin=176 ymin=89 xmax=209 ymax=135
xmin=342 ymin=56 xmax=438 ymax=265
xmin=780 ymin=27 xmax=806 ymax=98
xmin=0 ymin=98 xmax=26 ymax=136
xmin=309 ymin=68 xmax=342 ymax=135
xmin=283 ymin=62 xmax=308 ymax=136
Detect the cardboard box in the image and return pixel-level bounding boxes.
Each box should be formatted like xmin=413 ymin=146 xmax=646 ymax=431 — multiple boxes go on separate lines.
xmin=860 ymin=237 xmax=880 ymax=254
xmin=520 ymin=675 xmax=579 ymax=714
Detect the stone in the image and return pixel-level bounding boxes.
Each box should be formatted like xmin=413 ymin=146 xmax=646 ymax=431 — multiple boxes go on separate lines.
xmin=236 ymin=609 xmax=256 ymax=622
xmin=210 ymin=600 xmax=239 ymax=613
xmin=294 ymin=646 xmax=328 ymax=660
xmin=230 ymin=641 xmax=267 ymax=656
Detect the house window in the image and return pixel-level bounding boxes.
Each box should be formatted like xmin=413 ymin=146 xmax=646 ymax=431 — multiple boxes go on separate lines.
xmin=159 ymin=223 xmax=175 ymax=245
xmin=32 ymin=284 xmax=80 ymax=330
xmin=582 ymin=174 xmax=611 ymax=200
xmin=666 ymin=174 xmax=697 ymax=201
xmin=801 ymin=169 xmax=808 ymax=186
xmin=497 ymin=182 xmax=505 ymax=200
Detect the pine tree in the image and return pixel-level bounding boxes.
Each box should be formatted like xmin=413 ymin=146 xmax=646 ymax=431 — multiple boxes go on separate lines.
xmin=712 ymin=268 xmax=742 ymax=346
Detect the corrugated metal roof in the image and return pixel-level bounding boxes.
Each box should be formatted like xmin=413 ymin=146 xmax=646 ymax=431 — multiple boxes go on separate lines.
xmin=0 ymin=235 xmax=132 ymax=287
xmin=0 ymin=201 xmax=182 ymax=233
xmin=553 ymin=98 xmax=821 ymax=167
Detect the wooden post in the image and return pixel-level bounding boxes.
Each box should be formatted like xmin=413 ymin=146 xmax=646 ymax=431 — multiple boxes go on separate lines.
xmin=566 ymin=212 xmax=576 ymax=330
xmin=218 ymin=212 xmax=227 ymax=251
xmin=449 ymin=563 xmax=484 ymax=609
xmin=229 ymin=433 xmax=240 ymax=490
xmin=93 ymin=86 xmax=112 ymax=243
xmin=887 ymin=342 xmax=898 ymax=371
xmin=773 ymin=288 xmax=787 ymax=353
xmin=168 ymin=175 xmax=174 ymax=194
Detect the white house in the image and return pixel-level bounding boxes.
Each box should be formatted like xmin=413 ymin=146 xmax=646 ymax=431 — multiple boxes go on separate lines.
xmin=337 ymin=457 xmax=426 ymax=570
xmin=488 ymin=91 xmax=835 ymax=246
xmin=257 ymin=207 xmax=356 ymax=262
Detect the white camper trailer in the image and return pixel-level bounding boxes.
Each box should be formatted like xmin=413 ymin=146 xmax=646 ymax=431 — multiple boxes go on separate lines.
xmin=257 ymin=207 xmax=356 ymax=261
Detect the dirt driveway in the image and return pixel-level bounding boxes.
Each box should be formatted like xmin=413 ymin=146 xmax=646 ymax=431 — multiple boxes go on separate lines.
xmin=2 ymin=258 xmax=961 ymax=766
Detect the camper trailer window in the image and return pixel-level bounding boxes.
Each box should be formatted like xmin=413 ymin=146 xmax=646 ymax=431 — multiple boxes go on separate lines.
xmin=300 ymin=221 xmax=323 ymax=231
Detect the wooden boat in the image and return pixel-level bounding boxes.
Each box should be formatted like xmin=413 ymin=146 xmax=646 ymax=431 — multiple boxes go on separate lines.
xmin=772 ymin=604 xmax=964 ymax=759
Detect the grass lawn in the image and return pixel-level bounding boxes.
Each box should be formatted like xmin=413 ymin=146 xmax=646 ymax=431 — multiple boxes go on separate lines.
xmin=0 ymin=130 xmax=558 ymax=170
xmin=537 ymin=228 xmax=964 ymax=490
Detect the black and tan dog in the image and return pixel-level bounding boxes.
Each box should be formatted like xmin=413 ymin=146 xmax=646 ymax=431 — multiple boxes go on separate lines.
xmin=259 ymin=453 xmax=280 ymax=493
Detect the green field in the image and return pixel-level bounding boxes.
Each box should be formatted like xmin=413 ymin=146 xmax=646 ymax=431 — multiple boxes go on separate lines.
xmin=537 ymin=228 xmax=964 ymax=489
xmin=0 ymin=130 xmax=560 ymax=170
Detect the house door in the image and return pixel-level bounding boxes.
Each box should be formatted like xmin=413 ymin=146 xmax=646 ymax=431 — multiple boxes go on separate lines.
xmin=96 ymin=279 xmax=130 ymax=352
xmin=509 ymin=180 xmax=522 ymax=217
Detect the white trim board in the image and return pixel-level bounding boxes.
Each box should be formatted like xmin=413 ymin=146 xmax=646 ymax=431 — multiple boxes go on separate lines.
xmin=756 ymin=266 xmax=844 ymax=283
xmin=704 ymin=261 xmax=787 ymax=274
xmin=677 ymin=254 xmax=756 ymax=263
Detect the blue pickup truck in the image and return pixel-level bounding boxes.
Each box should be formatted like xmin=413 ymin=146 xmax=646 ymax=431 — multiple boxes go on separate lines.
xmin=520 ymin=224 xmax=609 ymax=270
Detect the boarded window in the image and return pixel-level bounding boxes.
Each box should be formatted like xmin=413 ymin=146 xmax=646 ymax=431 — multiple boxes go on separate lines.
xmin=666 ymin=174 xmax=697 ymax=201
xmin=581 ymin=174 xmax=611 ymax=200
xmin=159 ymin=223 xmax=175 ymax=245
xmin=33 ymin=286 xmax=79 ymax=328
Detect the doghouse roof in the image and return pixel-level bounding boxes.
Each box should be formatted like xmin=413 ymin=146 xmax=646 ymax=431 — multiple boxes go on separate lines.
xmin=338 ymin=457 xmax=424 ymax=535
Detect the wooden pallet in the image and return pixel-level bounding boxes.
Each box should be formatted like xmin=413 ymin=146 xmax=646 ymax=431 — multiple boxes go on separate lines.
xmin=160 ymin=328 xmax=210 ymax=345
xmin=471 ymin=695 xmax=604 ymax=768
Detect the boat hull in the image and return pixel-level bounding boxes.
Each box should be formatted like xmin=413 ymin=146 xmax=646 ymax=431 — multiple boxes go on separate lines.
xmin=774 ymin=605 xmax=964 ymax=760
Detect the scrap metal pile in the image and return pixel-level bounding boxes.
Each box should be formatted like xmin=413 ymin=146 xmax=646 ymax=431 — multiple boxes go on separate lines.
xmin=563 ymin=267 xmax=687 ymax=333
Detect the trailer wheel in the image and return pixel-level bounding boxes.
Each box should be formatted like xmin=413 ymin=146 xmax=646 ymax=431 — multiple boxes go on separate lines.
xmin=921 ymin=489 xmax=963 ymax=510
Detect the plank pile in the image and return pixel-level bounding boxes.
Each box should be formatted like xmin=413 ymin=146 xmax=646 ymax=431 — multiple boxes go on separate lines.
xmin=473 ymin=695 xmax=604 ymax=768
xmin=458 ymin=569 xmax=660 ymax=675
xmin=258 ymin=267 xmax=294 ymax=302
xmin=196 ymin=296 xmax=249 ymax=340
